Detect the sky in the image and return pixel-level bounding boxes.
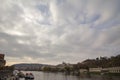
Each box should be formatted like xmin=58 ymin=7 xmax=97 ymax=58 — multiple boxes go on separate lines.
xmin=0 ymin=0 xmax=120 ymax=65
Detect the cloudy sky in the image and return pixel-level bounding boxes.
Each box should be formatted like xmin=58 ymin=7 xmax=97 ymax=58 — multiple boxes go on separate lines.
xmin=0 ymin=0 xmax=120 ymax=65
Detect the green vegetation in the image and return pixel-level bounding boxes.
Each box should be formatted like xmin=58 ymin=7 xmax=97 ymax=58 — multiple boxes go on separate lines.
xmin=105 ymin=73 xmax=120 ymax=76
xmin=80 ymin=54 xmax=120 ymax=68
xmin=89 ymin=72 xmax=101 ymax=75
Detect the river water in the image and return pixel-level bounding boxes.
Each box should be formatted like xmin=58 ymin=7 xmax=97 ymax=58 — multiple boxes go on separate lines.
xmin=20 ymin=71 xmax=120 ymax=80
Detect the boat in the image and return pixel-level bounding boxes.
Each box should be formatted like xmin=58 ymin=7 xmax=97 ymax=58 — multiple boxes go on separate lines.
xmin=14 ymin=71 xmax=35 ymax=80
xmin=25 ymin=73 xmax=34 ymax=80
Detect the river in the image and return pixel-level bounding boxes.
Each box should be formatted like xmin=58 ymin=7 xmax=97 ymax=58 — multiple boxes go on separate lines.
xmin=20 ymin=71 xmax=120 ymax=80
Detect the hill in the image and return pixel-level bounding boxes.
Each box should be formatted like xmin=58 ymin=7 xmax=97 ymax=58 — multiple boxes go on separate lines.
xmin=13 ymin=63 xmax=49 ymax=71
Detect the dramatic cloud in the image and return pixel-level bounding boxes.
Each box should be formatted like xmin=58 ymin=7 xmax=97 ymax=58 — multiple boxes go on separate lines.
xmin=0 ymin=0 xmax=120 ymax=65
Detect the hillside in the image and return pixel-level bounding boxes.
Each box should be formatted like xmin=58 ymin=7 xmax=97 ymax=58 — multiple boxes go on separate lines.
xmin=13 ymin=63 xmax=49 ymax=71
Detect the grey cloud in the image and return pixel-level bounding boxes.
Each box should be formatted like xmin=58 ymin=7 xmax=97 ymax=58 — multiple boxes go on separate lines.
xmin=0 ymin=32 xmax=56 ymax=60
xmin=0 ymin=0 xmax=120 ymax=65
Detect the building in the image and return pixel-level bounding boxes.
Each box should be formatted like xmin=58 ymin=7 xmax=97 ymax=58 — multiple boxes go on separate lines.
xmin=0 ymin=54 xmax=6 ymax=68
xmin=106 ymin=67 xmax=120 ymax=73
xmin=89 ymin=67 xmax=120 ymax=73
xmin=89 ymin=68 xmax=102 ymax=73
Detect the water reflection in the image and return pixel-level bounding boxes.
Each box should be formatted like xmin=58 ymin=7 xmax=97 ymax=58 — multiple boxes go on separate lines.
xmin=21 ymin=71 xmax=120 ymax=80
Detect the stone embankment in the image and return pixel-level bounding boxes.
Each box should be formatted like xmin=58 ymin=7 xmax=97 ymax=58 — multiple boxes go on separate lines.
xmin=0 ymin=70 xmax=15 ymax=80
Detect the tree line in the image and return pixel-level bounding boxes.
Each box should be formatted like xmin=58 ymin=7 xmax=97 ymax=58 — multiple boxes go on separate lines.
xmin=80 ymin=54 xmax=120 ymax=68
xmin=42 ymin=55 xmax=120 ymax=73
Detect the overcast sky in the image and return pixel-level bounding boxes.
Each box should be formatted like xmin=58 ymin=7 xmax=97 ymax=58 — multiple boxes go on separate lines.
xmin=0 ymin=0 xmax=120 ymax=65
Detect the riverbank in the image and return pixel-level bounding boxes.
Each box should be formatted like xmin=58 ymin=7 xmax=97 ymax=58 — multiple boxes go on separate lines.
xmin=0 ymin=70 xmax=15 ymax=80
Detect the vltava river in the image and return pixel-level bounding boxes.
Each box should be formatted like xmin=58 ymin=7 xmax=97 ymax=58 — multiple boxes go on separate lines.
xmin=21 ymin=71 xmax=120 ymax=80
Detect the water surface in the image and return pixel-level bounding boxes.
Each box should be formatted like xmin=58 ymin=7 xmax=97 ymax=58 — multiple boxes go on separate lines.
xmin=21 ymin=71 xmax=120 ymax=80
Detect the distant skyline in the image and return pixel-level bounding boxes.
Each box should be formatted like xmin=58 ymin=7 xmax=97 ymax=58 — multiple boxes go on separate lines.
xmin=0 ymin=0 xmax=120 ymax=65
